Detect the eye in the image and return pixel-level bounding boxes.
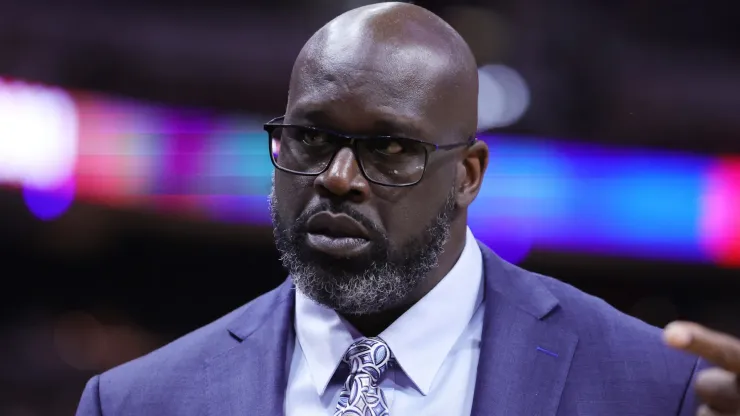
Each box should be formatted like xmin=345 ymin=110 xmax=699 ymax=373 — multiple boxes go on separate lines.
xmin=302 ymin=130 xmax=330 ymax=146
xmin=376 ymin=140 xmax=405 ymax=155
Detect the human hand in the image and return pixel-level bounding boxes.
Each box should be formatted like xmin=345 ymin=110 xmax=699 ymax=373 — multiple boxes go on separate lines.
xmin=665 ymin=321 xmax=740 ymax=415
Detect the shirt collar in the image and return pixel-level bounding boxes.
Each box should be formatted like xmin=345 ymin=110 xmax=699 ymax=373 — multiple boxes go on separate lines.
xmin=294 ymin=289 xmax=358 ymax=396
xmin=294 ymin=227 xmax=484 ymax=396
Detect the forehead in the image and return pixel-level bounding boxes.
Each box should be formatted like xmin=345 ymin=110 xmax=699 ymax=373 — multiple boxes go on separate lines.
xmin=286 ymin=43 xmax=455 ymax=142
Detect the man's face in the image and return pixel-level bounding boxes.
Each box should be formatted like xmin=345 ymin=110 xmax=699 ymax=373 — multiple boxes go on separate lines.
xmin=270 ymin=35 xmax=469 ymax=315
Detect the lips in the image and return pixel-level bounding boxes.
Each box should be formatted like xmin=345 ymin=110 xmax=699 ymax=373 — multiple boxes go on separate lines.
xmin=304 ymin=212 xmax=372 ymax=257
xmin=305 ymin=212 xmax=370 ymax=240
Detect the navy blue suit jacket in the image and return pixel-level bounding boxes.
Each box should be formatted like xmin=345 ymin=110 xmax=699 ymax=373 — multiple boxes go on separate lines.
xmin=76 ymin=244 xmax=706 ymax=415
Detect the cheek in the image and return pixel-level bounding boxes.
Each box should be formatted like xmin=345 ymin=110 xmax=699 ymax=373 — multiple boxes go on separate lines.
xmin=378 ymin=182 xmax=451 ymax=243
xmin=274 ymin=172 xmax=313 ymax=219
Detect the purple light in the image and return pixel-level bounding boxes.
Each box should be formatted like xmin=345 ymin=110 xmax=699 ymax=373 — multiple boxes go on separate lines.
xmin=470 ymin=216 xmax=533 ymax=264
xmin=486 ymin=234 xmax=532 ymax=265
xmin=23 ymin=177 xmax=75 ymax=221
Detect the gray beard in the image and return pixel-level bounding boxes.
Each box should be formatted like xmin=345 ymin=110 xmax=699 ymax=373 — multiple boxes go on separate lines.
xmin=269 ymin=184 xmax=456 ymax=315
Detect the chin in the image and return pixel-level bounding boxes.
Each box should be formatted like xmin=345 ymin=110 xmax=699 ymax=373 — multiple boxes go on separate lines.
xmin=308 ymin=255 xmax=373 ymax=279
xmin=300 ymin=240 xmax=377 ymax=272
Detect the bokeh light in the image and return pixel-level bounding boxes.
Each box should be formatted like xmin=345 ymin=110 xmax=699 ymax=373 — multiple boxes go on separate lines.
xmin=477 ymin=64 xmax=531 ymax=130
xmin=23 ymin=177 xmax=75 ymax=221
xmin=0 ymin=78 xmax=78 ymax=188
xmin=701 ymin=158 xmax=740 ymax=266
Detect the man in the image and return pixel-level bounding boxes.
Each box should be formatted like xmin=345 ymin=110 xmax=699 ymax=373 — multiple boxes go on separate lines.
xmin=76 ymin=3 xmax=740 ymax=415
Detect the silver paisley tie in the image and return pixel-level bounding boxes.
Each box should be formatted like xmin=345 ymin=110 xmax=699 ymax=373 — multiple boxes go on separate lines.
xmin=334 ymin=337 xmax=392 ymax=416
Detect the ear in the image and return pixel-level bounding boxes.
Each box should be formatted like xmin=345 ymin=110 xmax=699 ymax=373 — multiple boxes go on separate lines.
xmin=455 ymin=140 xmax=489 ymax=209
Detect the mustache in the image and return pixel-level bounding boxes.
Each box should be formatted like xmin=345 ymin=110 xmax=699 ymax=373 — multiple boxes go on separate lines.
xmin=294 ymin=201 xmax=384 ymax=239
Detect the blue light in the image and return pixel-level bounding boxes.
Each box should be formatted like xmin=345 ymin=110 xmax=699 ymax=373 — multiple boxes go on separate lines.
xmin=472 ymin=136 xmax=713 ymax=262
xmin=23 ymin=178 xmax=75 ymax=221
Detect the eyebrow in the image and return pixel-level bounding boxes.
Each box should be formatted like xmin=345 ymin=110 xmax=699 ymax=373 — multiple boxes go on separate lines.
xmin=371 ymin=118 xmax=426 ymax=140
xmin=291 ymin=109 xmax=426 ymax=140
xmin=290 ymin=109 xmax=330 ymax=126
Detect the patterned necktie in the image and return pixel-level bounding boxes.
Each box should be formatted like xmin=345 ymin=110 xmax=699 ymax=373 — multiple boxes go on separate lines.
xmin=334 ymin=337 xmax=392 ymax=416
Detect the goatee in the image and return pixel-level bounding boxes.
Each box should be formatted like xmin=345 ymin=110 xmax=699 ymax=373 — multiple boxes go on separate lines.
xmin=269 ymin=186 xmax=457 ymax=315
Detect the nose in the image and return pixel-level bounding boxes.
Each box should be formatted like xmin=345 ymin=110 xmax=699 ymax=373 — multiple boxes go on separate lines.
xmin=314 ymin=147 xmax=370 ymax=202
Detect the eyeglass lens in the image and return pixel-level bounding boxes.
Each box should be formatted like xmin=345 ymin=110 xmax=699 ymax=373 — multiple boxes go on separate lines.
xmin=269 ymin=126 xmax=427 ymax=185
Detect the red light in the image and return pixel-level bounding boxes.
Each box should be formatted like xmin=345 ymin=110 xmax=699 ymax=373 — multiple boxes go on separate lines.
xmin=701 ymin=158 xmax=740 ymax=267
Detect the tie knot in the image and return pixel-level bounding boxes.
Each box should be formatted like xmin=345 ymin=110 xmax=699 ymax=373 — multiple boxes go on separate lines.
xmin=342 ymin=337 xmax=392 ymax=384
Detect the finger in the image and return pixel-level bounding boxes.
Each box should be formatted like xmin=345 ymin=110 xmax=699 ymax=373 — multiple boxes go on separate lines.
xmin=694 ymin=368 xmax=740 ymax=414
xmin=664 ymin=322 xmax=740 ymax=373
xmin=696 ymin=403 xmax=737 ymax=416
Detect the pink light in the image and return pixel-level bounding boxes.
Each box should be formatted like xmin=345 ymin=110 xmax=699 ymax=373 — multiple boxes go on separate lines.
xmin=73 ymin=94 xmax=151 ymax=206
xmin=701 ymin=158 xmax=740 ymax=267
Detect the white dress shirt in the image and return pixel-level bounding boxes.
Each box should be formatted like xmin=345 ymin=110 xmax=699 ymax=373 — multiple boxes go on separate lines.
xmin=285 ymin=227 xmax=484 ymax=415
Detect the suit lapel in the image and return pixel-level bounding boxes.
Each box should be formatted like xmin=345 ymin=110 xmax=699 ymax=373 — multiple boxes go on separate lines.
xmin=472 ymin=246 xmax=578 ymax=416
xmin=205 ymin=280 xmax=295 ymax=416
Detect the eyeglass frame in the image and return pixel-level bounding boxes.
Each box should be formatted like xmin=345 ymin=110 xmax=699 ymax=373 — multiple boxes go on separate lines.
xmin=264 ymin=116 xmax=476 ymax=187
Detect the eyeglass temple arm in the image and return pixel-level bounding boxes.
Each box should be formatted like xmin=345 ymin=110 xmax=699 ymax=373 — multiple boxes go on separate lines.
xmin=436 ymin=136 xmax=477 ymax=150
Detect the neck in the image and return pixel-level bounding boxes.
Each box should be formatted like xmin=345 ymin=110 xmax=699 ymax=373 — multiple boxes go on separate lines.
xmin=341 ymin=219 xmax=469 ymax=337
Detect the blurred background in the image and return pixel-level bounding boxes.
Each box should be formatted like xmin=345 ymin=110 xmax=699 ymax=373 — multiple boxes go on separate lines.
xmin=0 ymin=0 xmax=739 ymax=414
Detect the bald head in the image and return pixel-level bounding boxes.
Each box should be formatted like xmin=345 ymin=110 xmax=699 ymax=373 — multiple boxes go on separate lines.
xmin=286 ymin=2 xmax=479 ymax=140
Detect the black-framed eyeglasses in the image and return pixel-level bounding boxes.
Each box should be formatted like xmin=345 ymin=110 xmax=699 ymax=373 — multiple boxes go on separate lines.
xmin=264 ymin=116 xmax=475 ymax=187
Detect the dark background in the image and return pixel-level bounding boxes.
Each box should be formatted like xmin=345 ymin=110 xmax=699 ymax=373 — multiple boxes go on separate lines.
xmin=0 ymin=1 xmax=739 ymax=414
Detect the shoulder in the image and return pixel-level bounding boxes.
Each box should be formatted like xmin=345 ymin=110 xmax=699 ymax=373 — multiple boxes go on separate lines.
xmin=482 ymin=246 xmax=688 ymax=363
xmin=508 ymin=262 xmax=701 ymax=411
xmin=533 ymin=269 xmax=678 ymax=355
xmin=90 ymin=281 xmax=291 ymax=413
xmin=514 ymin=261 xmax=691 ymax=361
xmin=478 ymin=241 xmax=700 ymax=407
